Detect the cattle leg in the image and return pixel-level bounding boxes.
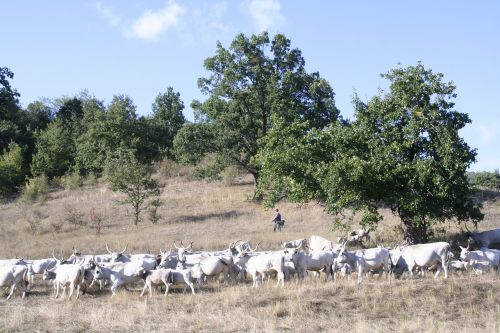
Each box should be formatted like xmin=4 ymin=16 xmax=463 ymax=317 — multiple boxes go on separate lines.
xmin=55 ymin=282 xmax=60 ymax=299
xmin=276 ymin=272 xmax=285 ymax=287
xmin=6 ymin=284 xmax=16 ymax=300
xmin=140 ymin=280 xmax=150 ymax=297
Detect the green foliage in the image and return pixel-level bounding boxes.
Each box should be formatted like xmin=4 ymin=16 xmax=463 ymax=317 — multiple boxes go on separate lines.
xmin=469 ymin=171 xmax=500 ymax=190
xmin=59 ymin=171 xmax=84 ymax=190
xmin=0 ymin=142 xmax=27 ymax=196
xmin=151 ymin=87 xmax=186 ymax=158
xmin=175 ymin=32 xmax=339 ymax=186
xmin=148 ymin=198 xmax=162 ymax=224
xmin=21 ymin=174 xmax=49 ymax=203
xmin=105 ymin=152 xmax=161 ymax=225
xmin=259 ymin=63 xmax=483 ymax=243
xmin=62 ymin=205 xmax=86 ymax=226
xmin=31 ymin=120 xmax=74 ymax=178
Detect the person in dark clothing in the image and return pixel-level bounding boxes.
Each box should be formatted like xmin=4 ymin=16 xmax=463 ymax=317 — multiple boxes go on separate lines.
xmin=272 ymin=209 xmax=284 ymax=232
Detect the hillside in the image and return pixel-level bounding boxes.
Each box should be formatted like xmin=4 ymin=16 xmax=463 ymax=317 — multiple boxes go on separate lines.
xmin=0 ymin=172 xmax=499 ymax=332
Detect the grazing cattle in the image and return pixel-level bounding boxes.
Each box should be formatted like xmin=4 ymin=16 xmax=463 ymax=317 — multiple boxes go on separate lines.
xmin=450 ymin=260 xmax=470 ymax=272
xmin=232 ymin=252 xmax=285 ymax=287
xmin=286 ymin=249 xmax=335 ymax=281
xmin=333 ymin=246 xmax=390 ymax=284
xmin=0 ymin=259 xmax=27 ymax=266
xmin=45 ymin=264 xmax=85 ymax=300
xmin=308 ymin=235 xmax=342 ymax=253
xmin=459 ymin=244 xmax=500 ymax=270
xmin=158 ymin=249 xmax=178 ymax=269
xmin=140 ymin=269 xmax=172 ymax=297
xmin=173 ymin=241 xmax=194 ymax=263
xmin=105 ymin=244 xmax=129 ymax=262
xmin=469 ymin=260 xmax=494 ymax=275
xmin=92 ymin=259 xmax=155 ymax=296
xmin=191 ymin=256 xmax=235 ymax=285
xmin=0 ymin=265 xmax=29 ymax=300
xmin=390 ymin=242 xmax=451 ymax=279
xmin=28 ymin=258 xmax=58 ymax=284
xmin=141 ymin=268 xmax=195 ymax=296
xmin=281 ymin=239 xmax=308 ymax=251
xmin=467 ymin=228 xmax=500 ymax=249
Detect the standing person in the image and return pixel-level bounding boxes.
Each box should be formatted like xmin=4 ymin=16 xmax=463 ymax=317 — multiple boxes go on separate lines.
xmin=272 ymin=209 xmax=283 ymax=232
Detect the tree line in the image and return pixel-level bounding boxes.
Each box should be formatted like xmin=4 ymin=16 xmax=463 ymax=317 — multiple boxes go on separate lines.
xmin=0 ymin=32 xmax=485 ymax=243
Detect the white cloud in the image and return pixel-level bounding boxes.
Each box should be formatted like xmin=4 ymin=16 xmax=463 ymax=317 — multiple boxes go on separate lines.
xmin=95 ymin=2 xmax=121 ymax=27
xmin=246 ymin=0 xmax=285 ymax=32
xmin=126 ymin=1 xmax=186 ymax=41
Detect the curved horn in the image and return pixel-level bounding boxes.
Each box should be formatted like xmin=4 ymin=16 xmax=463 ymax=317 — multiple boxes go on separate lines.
xmin=466 ymin=239 xmax=471 ymax=250
xmin=121 ymin=245 xmax=127 ymax=254
xmin=180 ymin=241 xmax=184 ymax=246
xmin=160 ymin=248 xmax=165 ymax=256
xmin=188 ymin=242 xmax=194 ymax=250
xmin=52 ymin=249 xmax=56 ymax=259
xmin=105 ymin=243 xmax=112 ymax=254
xmin=173 ymin=241 xmax=180 ymax=249
xmin=250 ymin=242 xmax=261 ymax=252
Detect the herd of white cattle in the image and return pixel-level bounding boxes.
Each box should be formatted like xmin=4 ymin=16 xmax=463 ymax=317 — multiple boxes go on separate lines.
xmin=1 ymin=228 xmax=499 ymax=301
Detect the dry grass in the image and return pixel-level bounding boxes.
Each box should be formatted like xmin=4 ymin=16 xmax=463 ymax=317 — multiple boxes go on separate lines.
xmin=1 ymin=173 xmax=500 ymax=332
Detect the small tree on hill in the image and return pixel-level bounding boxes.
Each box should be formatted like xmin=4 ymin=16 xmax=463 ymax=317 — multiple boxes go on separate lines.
xmin=105 ymin=152 xmax=161 ymax=225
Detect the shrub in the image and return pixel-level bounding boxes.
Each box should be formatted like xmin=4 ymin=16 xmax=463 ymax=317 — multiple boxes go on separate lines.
xmin=60 ymin=171 xmax=84 ymax=190
xmin=148 ymin=198 xmax=162 ymax=224
xmin=88 ymin=209 xmax=104 ymax=235
xmin=20 ymin=175 xmax=49 ymax=203
xmin=222 ymin=165 xmax=240 ymax=186
xmin=63 ymin=205 xmax=86 ymax=226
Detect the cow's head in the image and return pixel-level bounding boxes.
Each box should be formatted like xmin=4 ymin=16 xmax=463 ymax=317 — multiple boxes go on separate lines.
xmin=72 ymin=247 xmax=82 ymax=256
xmin=52 ymin=250 xmax=67 ymax=265
xmin=42 ymin=269 xmax=56 ymax=281
xmin=173 ymin=241 xmax=193 ymax=263
xmin=388 ymin=246 xmax=402 ymax=267
xmin=106 ymin=243 xmax=127 ymax=262
xmin=459 ymin=241 xmax=471 ymax=261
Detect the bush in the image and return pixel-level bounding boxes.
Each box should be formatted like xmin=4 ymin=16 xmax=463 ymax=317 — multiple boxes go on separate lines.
xmin=21 ymin=175 xmax=49 ymax=203
xmin=59 ymin=171 xmax=84 ymax=190
xmin=88 ymin=209 xmax=104 ymax=235
xmin=148 ymin=198 xmax=162 ymax=224
xmin=222 ymin=165 xmax=240 ymax=186
xmin=63 ymin=205 xmax=86 ymax=227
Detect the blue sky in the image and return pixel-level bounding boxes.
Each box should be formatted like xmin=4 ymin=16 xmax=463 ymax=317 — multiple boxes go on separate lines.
xmin=2 ymin=1 xmax=499 ymax=171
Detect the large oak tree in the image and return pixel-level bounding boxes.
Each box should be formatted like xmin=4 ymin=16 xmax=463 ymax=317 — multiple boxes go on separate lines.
xmin=174 ymin=32 xmax=339 ymax=186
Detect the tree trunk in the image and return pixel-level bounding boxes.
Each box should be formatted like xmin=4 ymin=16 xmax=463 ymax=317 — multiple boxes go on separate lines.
xmin=250 ymin=171 xmax=262 ymax=201
xmin=400 ymin=215 xmax=428 ymax=245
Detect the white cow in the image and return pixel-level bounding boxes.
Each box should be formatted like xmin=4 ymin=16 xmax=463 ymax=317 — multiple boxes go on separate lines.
xmin=308 ymin=235 xmax=342 ymax=252
xmin=191 ymin=256 xmax=235 ymax=285
xmin=469 ymin=260 xmax=494 ymax=275
xmin=28 ymin=258 xmax=57 ymax=284
xmin=45 ymin=264 xmax=85 ymax=300
xmin=92 ymin=258 xmax=155 ymax=296
xmin=467 ymin=228 xmax=500 ymax=249
xmin=333 ymin=246 xmax=390 ymax=284
xmin=141 ymin=267 xmax=195 ymax=296
xmin=459 ymin=244 xmax=500 ymax=270
xmin=281 ymin=239 xmax=308 ymax=251
xmin=390 ymin=242 xmax=451 ymax=279
xmin=450 ymin=260 xmax=470 ymax=273
xmin=232 ymin=252 xmax=285 ymax=287
xmin=285 ymin=249 xmax=335 ymax=281
xmin=0 ymin=265 xmax=29 ymax=300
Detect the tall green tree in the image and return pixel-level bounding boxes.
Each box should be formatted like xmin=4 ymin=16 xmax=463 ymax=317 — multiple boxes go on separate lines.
xmin=259 ymin=63 xmax=483 ymax=244
xmin=174 ymin=32 xmax=339 ymax=186
xmin=151 ymin=87 xmax=186 ymax=158
xmin=0 ymin=142 xmax=26 ymax=196
xmin=31 ymin=119 xmax=74 ymax=178
xmin=0 ymin=67 xmax=27 ymax=152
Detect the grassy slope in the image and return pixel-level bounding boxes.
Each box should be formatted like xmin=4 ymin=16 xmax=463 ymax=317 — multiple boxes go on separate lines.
xmin=0 ymin=173 xmax=499 ymax=332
